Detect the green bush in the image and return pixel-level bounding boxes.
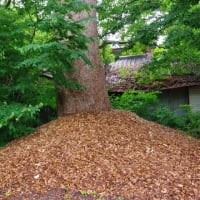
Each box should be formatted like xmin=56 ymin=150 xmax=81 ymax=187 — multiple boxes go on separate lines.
xmin=151 ymin=105 xmax=185 ymax=128
xmin=181 ymin=106 xmax=200 ymax=138
xmin=110 ymin=90 xmax=200 ymax=139
xmin=0 ymin=1 xmax=90 ymax=146
xmin=110 ymin=90 xmax=160 ymax=120
xmin=0 ymin=103 xmax=42 ymax=146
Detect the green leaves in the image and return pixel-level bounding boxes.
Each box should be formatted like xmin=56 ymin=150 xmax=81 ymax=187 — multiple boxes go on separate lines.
xmin=0 ymin=103 xmax=41 ymax=129
xmin=1 ymin=0 xmax=92 ymax=95
xmin=100 ymin=45 xmax=115 ymax=65
xmin=99 ymin=0 xmax=200 ymax=78
xmin=110 ymin=90 xmax=160 ymax=119
xmin=110 ymin=91 xmax=200 ymax=138
xmin=0 ymin=0 xmax=94 ymax=145
xmin=0 ymin=102 xmax=42 ymax=146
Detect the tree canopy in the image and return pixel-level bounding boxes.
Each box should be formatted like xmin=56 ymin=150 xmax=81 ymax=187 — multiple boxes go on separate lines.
xmin=0 ymin=0 xmax=92 ymax=144
xmin=98 ymin=0 xmax=200 ymax=82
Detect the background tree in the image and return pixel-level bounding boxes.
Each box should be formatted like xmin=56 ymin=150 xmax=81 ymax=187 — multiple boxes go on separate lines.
xmin=98 ymin=0 xmax=200 ymax=82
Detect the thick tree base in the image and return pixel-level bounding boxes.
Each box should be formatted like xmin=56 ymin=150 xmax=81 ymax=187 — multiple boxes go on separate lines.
xmin=57 ymin=53 xmax=111 ymax=116
xmin=57 ymin=0 xmax=111 ymax=116
xmin=57 ymin=85 xmax=111 ymax=116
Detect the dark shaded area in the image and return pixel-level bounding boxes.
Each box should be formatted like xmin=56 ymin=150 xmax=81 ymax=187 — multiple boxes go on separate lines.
xmin=38 ymin=106 xmax=57 ymax=124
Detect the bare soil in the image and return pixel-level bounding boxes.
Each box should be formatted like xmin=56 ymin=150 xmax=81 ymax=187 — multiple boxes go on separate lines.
xmin=0 ymin=110 xmax=199 ymax=199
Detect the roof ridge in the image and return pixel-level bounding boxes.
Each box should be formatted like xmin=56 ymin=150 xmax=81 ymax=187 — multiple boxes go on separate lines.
xmin=119 ymin=54 xmax=149 ymax=59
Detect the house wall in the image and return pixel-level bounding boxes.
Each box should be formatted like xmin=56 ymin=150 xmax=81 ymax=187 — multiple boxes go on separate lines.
xmin=158 ymin=87 xmax=189 ymax=115
xmin=109 ymin=86 xmax=200 ymax=114
xmin=189 ymin=86 xmax=200 ymax=112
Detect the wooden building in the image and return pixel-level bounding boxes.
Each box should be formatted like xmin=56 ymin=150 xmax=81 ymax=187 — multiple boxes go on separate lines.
xmin=106 ymin=55 xmax=200 ymax=113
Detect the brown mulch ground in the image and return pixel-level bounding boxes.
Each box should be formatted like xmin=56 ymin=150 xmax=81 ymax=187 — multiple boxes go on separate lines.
xmin=0 ymin=110 xmax=199 ymax=200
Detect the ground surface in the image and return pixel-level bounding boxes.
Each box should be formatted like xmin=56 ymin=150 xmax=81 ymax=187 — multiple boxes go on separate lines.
xmin=0 ymin=110 xmax=199 ymax=200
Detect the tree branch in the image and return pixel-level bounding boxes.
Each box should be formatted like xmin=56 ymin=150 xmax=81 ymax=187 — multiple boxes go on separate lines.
xmin=5 ymin=0 xmax=11 ymax=8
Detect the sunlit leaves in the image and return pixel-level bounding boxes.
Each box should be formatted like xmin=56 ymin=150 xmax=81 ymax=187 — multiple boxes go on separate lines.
xmin=0 ymin=0 xmax=92 ymax=144
xmin=99 ymin=0 xmax=200 ymax=80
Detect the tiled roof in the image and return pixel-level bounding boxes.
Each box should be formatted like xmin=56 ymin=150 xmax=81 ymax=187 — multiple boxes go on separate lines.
xmin=108 ymin=54 xmax=151 ymax=73
xmin=106 ymin=54 xmax=150 ymax=91
xmin=106 ymin=55 xmax=200 ymax=92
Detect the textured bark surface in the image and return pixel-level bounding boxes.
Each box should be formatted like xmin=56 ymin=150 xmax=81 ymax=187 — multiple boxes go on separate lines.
xmin=57 ymin=0 xmax=111 ymax=116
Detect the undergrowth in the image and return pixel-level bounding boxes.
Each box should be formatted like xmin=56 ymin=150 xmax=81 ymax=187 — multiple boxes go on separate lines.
xmin=110 ymin=90 xmax=200 ymax=139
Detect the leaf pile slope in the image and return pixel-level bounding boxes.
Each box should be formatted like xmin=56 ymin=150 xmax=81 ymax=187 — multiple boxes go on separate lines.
xmin=0 ymin=110 xmax=199 ymax=199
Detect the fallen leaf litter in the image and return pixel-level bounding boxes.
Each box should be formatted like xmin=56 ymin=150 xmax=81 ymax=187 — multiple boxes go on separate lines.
xmin=0 ymin=110 xmax=199 ymax=199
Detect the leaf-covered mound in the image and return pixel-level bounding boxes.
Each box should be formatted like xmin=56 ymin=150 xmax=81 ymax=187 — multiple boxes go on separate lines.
xmin=0 ymin=110 xmax=199 ymax=199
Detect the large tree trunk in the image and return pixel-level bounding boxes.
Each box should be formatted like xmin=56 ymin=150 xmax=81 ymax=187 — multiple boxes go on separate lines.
xmin=57 ymin=0 xmax=111 ymax=116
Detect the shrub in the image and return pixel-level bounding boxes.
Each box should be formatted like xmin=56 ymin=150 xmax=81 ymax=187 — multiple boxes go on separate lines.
xmin=181 ymin=105 xmax=200 ymax=138
xmin=0 ymin=1 xmax=90 ymax=146
xmin=0 ymin=103 xmax=42 ymax=146
xmin=110 ymin=90 xmax=200 ymax=139
xmin=110 ymin=90 xmax=159 ymax=120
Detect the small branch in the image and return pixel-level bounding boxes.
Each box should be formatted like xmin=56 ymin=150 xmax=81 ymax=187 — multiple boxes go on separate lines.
xmin=30 ymin=26 xmax=37 ymax=44
xmin=5 ymin=0 xmax=12 ymax=8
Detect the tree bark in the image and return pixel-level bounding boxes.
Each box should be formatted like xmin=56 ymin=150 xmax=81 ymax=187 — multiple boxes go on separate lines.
xmin=57 ymin=0 xmax=111 ymax=116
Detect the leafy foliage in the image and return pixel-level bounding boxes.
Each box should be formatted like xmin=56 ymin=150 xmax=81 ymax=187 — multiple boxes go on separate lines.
xmin=99 ymin=0 xmax=200 ymax=136
xmin=110 ymin=91 xmax=200 ymax=138
xmin=110 ymin=90 xmax=159 ymax=120
xmin=0 ymin=103 xmax=41 ymax=146
xmin=100 ymin=44 xmax=115 ymax=65
xmin=98 ymin=0 xmax=200 ymax=82
xmin=0 ymin=0 xmax=92 ymax=145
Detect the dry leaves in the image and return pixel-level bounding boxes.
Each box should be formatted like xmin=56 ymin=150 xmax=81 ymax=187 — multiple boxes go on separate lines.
xmin=0 ymin=110 xmax=199 ymax=199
